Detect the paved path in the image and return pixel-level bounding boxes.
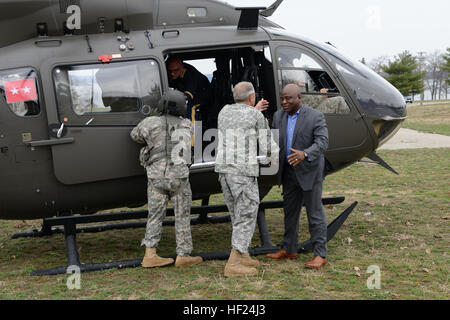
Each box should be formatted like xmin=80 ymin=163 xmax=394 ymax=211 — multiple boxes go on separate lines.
xmin=410 ymin=101 xmax=449 ymax=106
xmin=380 ymin=128 xmax=450 ymax=150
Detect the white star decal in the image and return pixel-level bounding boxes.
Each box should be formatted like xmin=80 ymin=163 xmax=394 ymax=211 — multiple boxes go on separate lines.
xmin=22 ymin=86 xmax=31 ymax=94
xmin=10 ymin=88 xmax=19 ymax=95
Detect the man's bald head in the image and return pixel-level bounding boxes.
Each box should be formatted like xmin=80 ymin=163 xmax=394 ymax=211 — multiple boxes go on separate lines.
xmin=282 ymin=83 xmax=302 ymax=98
xmin=281 ymin=83 xmax=302 ymax=115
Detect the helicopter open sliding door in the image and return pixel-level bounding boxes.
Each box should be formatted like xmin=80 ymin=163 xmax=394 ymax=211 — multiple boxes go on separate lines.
xmin=161 ymin=42 xmax=279 ymax=196
xmin=269 ymin=41 xmax=370 ymax=170
xmin=45 ymin=59 xmax=163 ymax=185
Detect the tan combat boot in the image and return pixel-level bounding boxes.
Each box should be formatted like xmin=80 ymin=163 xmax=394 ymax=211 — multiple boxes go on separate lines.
xmin=141 ymin=247 xmax=174 ymax=268
xmin=175 ymin=255 xmax=203 ymax=268
xmin=224 ymin=249 xmax=258 ymax=277
xmin=241 ymin=252 xmax=260 ymax=267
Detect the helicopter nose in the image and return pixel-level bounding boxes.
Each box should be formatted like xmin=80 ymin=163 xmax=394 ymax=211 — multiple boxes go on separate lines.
xmin=371 ymin=113 xmax=406 ymax=148
xmin=358 ymin=83 xmax=407 ymax=148
xmin=335 ymin=62 xmax=407 ymax=148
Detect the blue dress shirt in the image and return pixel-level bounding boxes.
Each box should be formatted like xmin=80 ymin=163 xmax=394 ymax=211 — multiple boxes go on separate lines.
xmin=286 ymin=109 xmax=301 ymax=162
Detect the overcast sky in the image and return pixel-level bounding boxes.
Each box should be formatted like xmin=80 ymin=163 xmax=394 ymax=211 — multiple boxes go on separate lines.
xmin=223 ymin=0 xmax=450 ymax=64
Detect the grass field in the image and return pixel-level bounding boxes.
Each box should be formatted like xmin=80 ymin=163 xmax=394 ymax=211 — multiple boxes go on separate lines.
xmin=0 ymin=147 xmax=449 ymax=300
xmin=403 ymin=101 xmax=450 ymax=136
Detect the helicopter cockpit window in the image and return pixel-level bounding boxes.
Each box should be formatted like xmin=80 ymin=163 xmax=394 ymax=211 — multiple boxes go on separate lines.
xmin=276 ymin=47 xmax=350 ymax=115
xmin=53 ymin=60 xmax=162 ymax=125
xmin=0 ymin=68 xmax=40 ymax=117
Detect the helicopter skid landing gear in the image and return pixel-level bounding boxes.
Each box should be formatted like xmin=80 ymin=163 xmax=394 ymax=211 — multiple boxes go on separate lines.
xmin=26 ymin=197 xmax=356 ymax=276
xmin=249 ymin=200 xmax=358 ymax=257
xmin=28 ymin=204 xmax=233 ymax=276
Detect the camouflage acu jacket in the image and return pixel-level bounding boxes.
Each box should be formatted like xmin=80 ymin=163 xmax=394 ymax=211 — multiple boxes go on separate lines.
xmin=215 ymin=103 xmax=279 ymax=177
xmin=130 ymin=115 xmax=193 ymax=179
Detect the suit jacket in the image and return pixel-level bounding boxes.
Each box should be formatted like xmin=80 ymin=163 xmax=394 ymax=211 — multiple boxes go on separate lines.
xmin=272 ymin=104 xmax=329 ymax=191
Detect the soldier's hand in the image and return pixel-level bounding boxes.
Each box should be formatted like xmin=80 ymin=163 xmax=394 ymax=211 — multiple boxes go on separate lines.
xmin=320 ymin=88 xmax=329 ymax=98
xmin=255 ymin=99 xmax=269 ymax=112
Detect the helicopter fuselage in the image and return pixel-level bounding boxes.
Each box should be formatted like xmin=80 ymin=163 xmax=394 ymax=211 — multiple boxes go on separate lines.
xmin=0 ymin=2 xmax=406 ymax=220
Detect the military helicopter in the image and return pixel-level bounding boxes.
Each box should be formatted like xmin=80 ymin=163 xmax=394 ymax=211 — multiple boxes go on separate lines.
xmin=0 ymin=0 xmax=406 ymax=275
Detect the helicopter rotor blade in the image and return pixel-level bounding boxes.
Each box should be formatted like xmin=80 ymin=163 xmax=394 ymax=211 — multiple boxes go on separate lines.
xmin=260 ymin=0 xmax=284 ymax=17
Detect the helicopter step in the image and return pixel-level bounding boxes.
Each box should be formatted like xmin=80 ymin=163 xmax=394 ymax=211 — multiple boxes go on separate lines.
xmin=26 ymin=197 xmax=355 ymax=276
xmin=11 ymin=200 xmax=234 ymax=239
xmin=12 ymin=197 xmax=346 ymax=239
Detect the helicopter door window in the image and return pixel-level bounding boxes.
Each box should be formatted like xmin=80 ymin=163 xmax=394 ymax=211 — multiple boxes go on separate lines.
xmin=53 ymin=60 xmax=162 ymax=125
xmin=276 ymin=47 xmax=350 ymax=115
xmin=187 ymin=8 xmax=207 ymax=18
xmin=0 ymin=68 xmax=40 ymax=117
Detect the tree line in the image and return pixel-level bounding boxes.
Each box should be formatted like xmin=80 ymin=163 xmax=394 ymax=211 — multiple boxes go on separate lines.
xmin=363 ymin=48 xmax=450 ymax=101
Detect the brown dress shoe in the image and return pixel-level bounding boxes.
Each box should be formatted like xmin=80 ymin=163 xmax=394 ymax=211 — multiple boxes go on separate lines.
xmin=266 ymin=249 xmax=298 ymax=260
xmin=305 ymin=256 xmax=327 ymax=269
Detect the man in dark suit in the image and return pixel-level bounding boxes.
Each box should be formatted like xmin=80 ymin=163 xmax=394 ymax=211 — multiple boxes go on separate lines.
xmin=166 ymin=55 xmax=212 ymax=125
xmin=266 ymin=84 xmax=329 ymax=269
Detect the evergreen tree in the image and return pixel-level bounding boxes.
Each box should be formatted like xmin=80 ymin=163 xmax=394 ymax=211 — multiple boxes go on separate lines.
xmin=381 ymin=51 xmax=425 ymax=97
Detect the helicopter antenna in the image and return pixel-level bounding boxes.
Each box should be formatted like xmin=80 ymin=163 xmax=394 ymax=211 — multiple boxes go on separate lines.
xmin=260 ymin=0 xmax=284 ymax=17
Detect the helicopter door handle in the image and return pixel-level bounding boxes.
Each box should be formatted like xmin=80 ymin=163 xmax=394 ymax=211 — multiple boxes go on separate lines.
xmin=162 ymin=30 xmax=180 ymax=38
xmin=57 ymin=123 xmax=65 ymax=138
xmin=26 ymin=137 xmax=75 ymax=147
xmin=190 ymin=156 xmax=268 ymax=171
xmin=34 ymin=39 xmax=62 ymax=47
xmin=190 ymin=160 xmax=216 ymax=171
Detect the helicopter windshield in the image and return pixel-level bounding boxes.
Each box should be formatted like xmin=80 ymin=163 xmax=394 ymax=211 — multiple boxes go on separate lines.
xmin=275 ymin=46 xmax=350 ymax=115
xmin=317 ymin=50 xmax=406 ymax=119
xmin=266 ymin=28 xmax=406 ymax=119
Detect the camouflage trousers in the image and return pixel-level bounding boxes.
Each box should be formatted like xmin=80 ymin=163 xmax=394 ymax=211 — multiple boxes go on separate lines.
xmin=141 ymin=177 xmax=193 ymax=256
xmin=219 ymin=173 xmax=260 ymax=254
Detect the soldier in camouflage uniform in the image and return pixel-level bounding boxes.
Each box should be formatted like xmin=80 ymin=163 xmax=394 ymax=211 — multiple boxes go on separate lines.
xmin=316 ymin=95 xmax=350 ymax=114
xmin=130 ymin=90 xmax=202 ymax=268
xmin=301 ymin=89 xmax=350 ymax=114
xmin=215 ymin=81 xmax=279 ymax=277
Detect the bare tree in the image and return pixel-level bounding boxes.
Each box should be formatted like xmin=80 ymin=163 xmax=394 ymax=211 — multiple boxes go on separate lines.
xmin=417 ymin=52 xmax=426 ymax=104
xmin=441 ymin=48 xmax=449 ymax=99
xmin=424 ymin=51 xmax=445 ymax=100
xmin=441 ymin=81 xmax=449 ymax=100
xmin=368 ymin=55 xmax=390 ymax=74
